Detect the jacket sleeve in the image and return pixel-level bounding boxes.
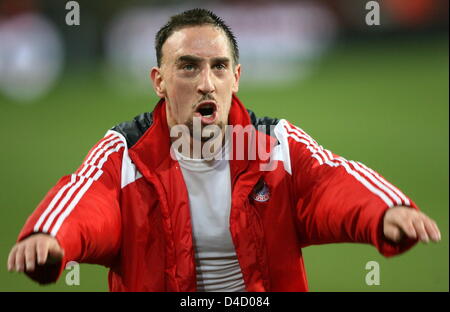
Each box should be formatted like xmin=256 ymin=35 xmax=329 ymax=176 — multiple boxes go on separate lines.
xmin=275 ymin=119 xmax=419 ymax=257
xmin=16 ymin=131 xmax=125 ymax=284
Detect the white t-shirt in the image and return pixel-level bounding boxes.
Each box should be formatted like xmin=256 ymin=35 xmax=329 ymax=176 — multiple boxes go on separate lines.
xmin=174 ymin=140 xmax=246 ymax=292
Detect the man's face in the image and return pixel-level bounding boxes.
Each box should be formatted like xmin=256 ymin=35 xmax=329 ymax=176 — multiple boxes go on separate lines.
xmin=151 ymin=25 xmax=241 ymax=134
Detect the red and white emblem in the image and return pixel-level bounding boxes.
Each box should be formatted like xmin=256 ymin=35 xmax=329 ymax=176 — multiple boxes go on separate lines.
xmin=252 ymin=181 xmax=270 ymax=202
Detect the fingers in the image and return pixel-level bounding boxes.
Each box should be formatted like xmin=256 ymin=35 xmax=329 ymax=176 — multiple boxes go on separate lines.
xmin=7 ymin=245 xmax=18 ymax=272
xmin=6 ymin=234 xmax=60 ymax=274
xmin=412 ymin=213 xmax=441 ymax=243
xmin=400 ymin=219 xmax=417 ymax=240
xmin=385 ymin=207 xmax=442 ymax=244
xmin=24 ymin=240 xmax=37 ymax=272
xmin=425 ymin=218 xmax=441 ymax=241
xmin=429 ymin=219 xmax=442 ymax=241
xmin=36 ymin=239 xmax=49 ymax=265
xmin=412 ymin=218 xmax=429 ymax=243
xmin=47 ymin=240 xmax=64 ymax=264
xmin=14 ymin=244 xmax=26 ymax=272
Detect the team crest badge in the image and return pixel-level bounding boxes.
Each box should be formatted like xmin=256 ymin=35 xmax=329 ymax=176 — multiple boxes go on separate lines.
xmin=251 ymin=180 xmax=270 ymax=203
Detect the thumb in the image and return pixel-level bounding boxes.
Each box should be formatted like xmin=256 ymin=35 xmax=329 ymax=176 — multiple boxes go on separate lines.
xmin=46 ymin=240 xmax=64 ymax=264
xmin=384 ymin=224 xmax=402 ymax=243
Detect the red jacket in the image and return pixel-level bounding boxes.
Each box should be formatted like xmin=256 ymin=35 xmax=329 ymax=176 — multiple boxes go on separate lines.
xmin=18 ymin=95 xmax=418 ymax=291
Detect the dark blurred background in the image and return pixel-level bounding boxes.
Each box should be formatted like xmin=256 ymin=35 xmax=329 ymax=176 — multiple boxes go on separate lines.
xmin=0 ymin=0 xmax=448 ymax=291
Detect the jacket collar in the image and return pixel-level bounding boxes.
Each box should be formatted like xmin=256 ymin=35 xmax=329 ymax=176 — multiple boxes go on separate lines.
xmin=128 ymin=94 xmax=275 ymax=181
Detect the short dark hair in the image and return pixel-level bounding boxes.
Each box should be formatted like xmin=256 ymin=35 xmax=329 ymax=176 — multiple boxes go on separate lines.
xmin=155 ymin=8 xmax=239 ymax=67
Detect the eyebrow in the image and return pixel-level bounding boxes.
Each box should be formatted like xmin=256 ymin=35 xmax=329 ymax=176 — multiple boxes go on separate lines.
xmin=175 ymin=55 xmax=231 ymax=65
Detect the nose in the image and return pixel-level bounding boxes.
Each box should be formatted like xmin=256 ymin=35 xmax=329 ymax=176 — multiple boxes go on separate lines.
xmin=197 ymin=68 xmax=215 ymax=95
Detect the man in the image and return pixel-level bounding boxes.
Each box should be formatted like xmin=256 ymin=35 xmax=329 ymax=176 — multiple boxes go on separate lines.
xmin=7 ymin=9 xmax=441 ymax=291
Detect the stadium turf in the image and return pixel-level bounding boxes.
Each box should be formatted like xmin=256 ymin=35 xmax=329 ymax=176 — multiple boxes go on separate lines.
xmin=0 ymin=35 xmax=447 ymax=291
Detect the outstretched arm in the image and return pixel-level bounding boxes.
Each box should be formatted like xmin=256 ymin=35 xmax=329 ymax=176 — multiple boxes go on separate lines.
xmin=6 ymin=132 xmax=126 ymax=283
xmin=274 ymin=119 xmax=440 ymax=256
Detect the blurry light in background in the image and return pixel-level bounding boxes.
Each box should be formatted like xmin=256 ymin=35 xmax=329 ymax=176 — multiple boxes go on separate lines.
xmin=0 ymin=13 xmax=64 ymax=104
xmin=104 ymin=6 xmax=172 ymax=95
xmin=384 ymin=0 xmax=436 ymax=26
xmin=214 ymin=3 xmax=338 ymax=84
xmin=104 ymin=3 xmax=338 ymax=94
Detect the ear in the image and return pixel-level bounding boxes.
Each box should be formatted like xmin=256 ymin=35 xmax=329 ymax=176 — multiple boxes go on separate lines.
xmin=150 ymin=67 xmax=166 ymax=98
xmin=232 ymin=64 xmax=241 ymax=94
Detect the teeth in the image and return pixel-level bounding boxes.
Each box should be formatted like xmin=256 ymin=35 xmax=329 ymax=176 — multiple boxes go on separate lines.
xmin=204 ymin=114 xmax=212 ymax=118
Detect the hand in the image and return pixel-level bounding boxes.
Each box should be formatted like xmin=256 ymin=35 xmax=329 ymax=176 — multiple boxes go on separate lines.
xmin=383 ymin=206 xmax=441 ymax=243
xmin=7 ymin=233 xmax=64 ymax=273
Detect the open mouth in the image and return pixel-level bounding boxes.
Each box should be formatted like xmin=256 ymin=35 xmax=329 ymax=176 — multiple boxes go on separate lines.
xmin=196 ymin=102 xmax=217 ymax=117
xmin=194 ymin=102 xmax=218 ymax=124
